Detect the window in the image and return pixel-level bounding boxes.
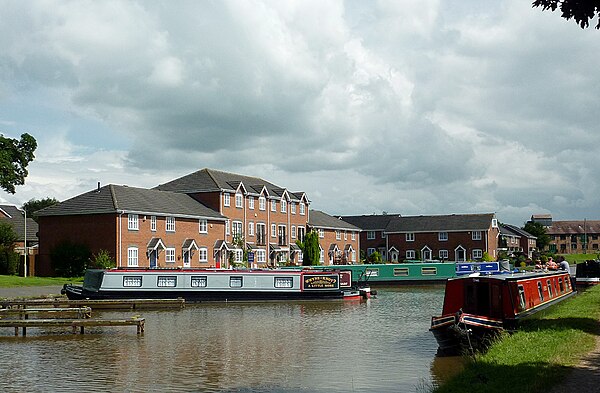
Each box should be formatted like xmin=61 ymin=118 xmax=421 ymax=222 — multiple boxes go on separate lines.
xmin=559 ymin=278 xmax=564 ymax=292
xmin=300 ymin=203 xmax=305 ymax=215
xmin=547 ymin=280 xmax=553 ymax=298
xmin=366 ymin=268 xmax=379 ymax=277
xmin=157 ymin=276 xmax=177 ymax=287
xmin=351 ymin=232 xmax=356 ymax=240
xmin=199 ymin=219 xmax=208 ymax=233
xmin=367 ymin=231 xmax=376 ymax=240
xmin=472 ymin=249 xmax=483 ymax=259
xmin=438 ymin=232 xmax=448 ymax=241
xmin=223 ymin=193 xmax=230 ymax=207
xmin=191 ymin=276 xmax=207 ymax=287
xmin=259 ymin=196 xmax=266 ymax=211
xmin=249 ymin=196 xmax=255 ymax=210
xmin=127 ymin=247 xmax=138 ymax=267
xmin=297 ymin=227 xmax=305 ymax=242
xmin=492 ymin=218 xmax=498 ymax=228
xmin=230 ymin=276 xmax=243 ymax=287
xmin=225 ymin=220 xmax=230 ymax=236
xmin=394 ymin=268 xmax=409 ymax=276
xmin=123 ymin=276 xmax=142 ymax=287
xmin=235 ymin=249 xmax=243 ymax=262
xmin=271 ymin=224 xmax=276 ymax=238
xmin=381 ymin=231 xmax=385 ymax=239
xmin=422 ymin=267 xmax=437 ymax=275
xmin=439 ymin=250 xmax=449 ymax=259
xmin=166 ymin=216 xmax=175 ymax=232
xmin=336 ymin=230 xmax=341 ymax=240
xmin=538 ymin=282 xmax=544 ymax=301
xmin=291 ymin=202 xmax=296 ymax=214
xmin=351 ymin=250 xmax=356 ymax=262
xmin=271 ymin=200 xmax=276 ymax=212
xmin=318 ymin=229 xmax=325 ymax=238
xmin=319 ymin=248 xmax=324 ymax=263
xmin=248 ymin=222 xmax=254 ymax=236
xmin=199 ymin=247 xmax=208 ymax=262
xmin=150 ymin=216 xmax=156 ymax=231
xmin=518 ymin=285 xmax=526 ymax=310
xmin=344 ymin=231 xmax=347 ymax=240
xmin=406 ymin=233 xmax=415 ymax=242
xmin=367 ymin=248 xmax=376 ymax=256
xmin=235 ymin=192 xmax=243 ymax=208
xmin=291 ymin=226 xmax=296 ymax=239
xmin=406 ymin=250 xmax=416 ymax=259
xmin=472 ymin=231 xmax=482 ymax=240
xmin=232 ymin=221 xmax=243 ymax=237
xmin=281 ymin=200 xmax=287 ymax=213
xmin=256 ymin=249 xmax=266 ymax=263
xmin=274 ymin=277 xmax=293 ymax=288
xmin=128 ymin=214 xmax=139 ymax=230
xmin=166 ymin=248 xmax=176 ymax=263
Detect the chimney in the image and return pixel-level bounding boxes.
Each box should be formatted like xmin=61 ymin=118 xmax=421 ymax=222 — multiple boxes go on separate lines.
xmin=97 ymin=182 xmax=101 ymax=192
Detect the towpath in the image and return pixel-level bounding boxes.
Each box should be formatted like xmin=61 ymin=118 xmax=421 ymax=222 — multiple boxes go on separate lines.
xmin=550 ymin=333 xmax=600 ymax=392
xmin=0 ymin=286 xmax=63 ymax=299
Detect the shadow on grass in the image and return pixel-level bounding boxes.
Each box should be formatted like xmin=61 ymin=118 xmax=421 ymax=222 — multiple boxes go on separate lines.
xmin=520 ymin=317 xmax=600 ymax=336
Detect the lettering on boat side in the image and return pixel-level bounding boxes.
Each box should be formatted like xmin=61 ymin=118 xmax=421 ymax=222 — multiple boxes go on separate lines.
xmin=303 ymin=275 xmax=339 ymax=290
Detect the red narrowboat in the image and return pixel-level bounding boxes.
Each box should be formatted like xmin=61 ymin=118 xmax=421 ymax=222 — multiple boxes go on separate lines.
xmin=430 ymin=270 xmax=575 ymax=355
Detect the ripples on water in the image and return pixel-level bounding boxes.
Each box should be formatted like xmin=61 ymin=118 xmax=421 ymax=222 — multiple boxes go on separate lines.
xmin=0 ymin=286 xmax=461 ymax=392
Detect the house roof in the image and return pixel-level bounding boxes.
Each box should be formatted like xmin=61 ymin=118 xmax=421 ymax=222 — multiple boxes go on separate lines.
xmin=500 ymin=224 xmax=537 ymax=239
xmin=154 ymin=168 xmax=308 ymax=201
xmin=35 ymin=184 xmax=225 ymax=220
xmin=546 ymin=220 xmax=600 ymax=235
xmin=308 ymin=210 xmax=361 ymax=231
xmin=339 ymin=214 xmax=397 ymax=230
xmin=385 ymin=213 xmax=496 ymax=233
xmin=0 ymin=205 xmax=38 ymax=242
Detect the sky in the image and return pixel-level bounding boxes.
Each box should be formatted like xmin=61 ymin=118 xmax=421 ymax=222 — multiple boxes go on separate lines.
xmin=1 ymin=0 xmax=599 ymax=226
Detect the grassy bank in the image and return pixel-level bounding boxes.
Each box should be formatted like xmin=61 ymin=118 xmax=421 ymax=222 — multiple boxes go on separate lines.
xmin=434 ymin=285 xmax=600 ymax=393
xmin=0 ymin=275 xmax=81 ymax=287
xmin=558 ymin=253 xmax=599 ymax=264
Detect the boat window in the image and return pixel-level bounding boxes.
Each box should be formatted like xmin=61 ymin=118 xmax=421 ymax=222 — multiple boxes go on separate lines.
xmin=559 ymin=278 xmax=564 ymax=292
xmin=565 ymin=277 xmax=570 ymax=290
xmin=538 ymin=282 xmax=544 ymax=302
xmin=422 ymin=267 xmax=437 ymax=275
xmin=274 ymin=277 xmax=294 ymax=288
xmin=230 ymin=276 xmax=243 ymax=288
xmin=518 ymin=285 xmax=526 ymax=311
xmin=547 ymin=280 xmax=552 ymax=298
xmin=464 ymin=284 xmax=476 ymax=313
xmin=366 ymin=268 xmax=379 ymax=278
xmin=394 ymin=268 xmax=409 ymax=276
xmin=191 ymin=276 xmax=207 ymax=287
xmin=123 ymin=276 xmax=142 ymax=287
xmin=157 ymin=276 xmax=177 ymax=287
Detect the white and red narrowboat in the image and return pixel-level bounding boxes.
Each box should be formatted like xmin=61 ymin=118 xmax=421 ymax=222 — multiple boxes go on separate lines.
xmin=575 ymin=260 xmax=600 ymax=287
xmin=430 ymin=270 xmax=574 ymax=355
xmin=62 ymin=268 xmax=371 ymax=302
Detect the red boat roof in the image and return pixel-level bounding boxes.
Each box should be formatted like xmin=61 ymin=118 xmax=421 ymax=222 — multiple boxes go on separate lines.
xmin=447 ymin=270 xmax=569 ymax=282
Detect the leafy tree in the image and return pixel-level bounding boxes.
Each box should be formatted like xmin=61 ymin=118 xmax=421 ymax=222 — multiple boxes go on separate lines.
xmin=533 ymin=0 xmax=600 ymax=29
xmin=0 ymin=133 xmax=37 ymax=194
xmin=23 ymin=197 xmax=59 ymax=221
xmin=0 ymin=221 xmax=19 ymax=275
xmin=367 ymin=251 xmax=382 ymax=264
xmin=89 ymin=249 xmax=116 ymax=270
xmin=50 ymin=240 xmax=91 ymax=277
xmin=482 ymin=252 xmax=494 ymax=262
xmin=297 ymin=230 xmax=320 ymax=266
xmin=523 ymin=221 xmax=551 ymax=251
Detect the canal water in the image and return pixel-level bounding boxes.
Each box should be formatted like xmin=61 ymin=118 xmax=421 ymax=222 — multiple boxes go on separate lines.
xmin=0 ymin=286 xmax=462 ymax=392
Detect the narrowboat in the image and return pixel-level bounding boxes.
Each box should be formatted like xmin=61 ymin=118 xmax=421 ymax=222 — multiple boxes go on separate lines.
xmin=430 ymin=270 xmax=575 ymax=355
xmin=575 ymin=260 xmax=600 ymax=287
xmin=62 ymin=268 xmax=371 ymax=302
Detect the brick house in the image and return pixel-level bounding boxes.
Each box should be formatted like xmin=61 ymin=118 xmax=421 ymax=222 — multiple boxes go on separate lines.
xmin=498 ymin=224 xmax=537 ymax=258
xmin=342 ymin=213 xmax=499 ymax=262
xmin=307 ymin=210 xmax=360 ymax=265
xmin=155 ymin=168 xmax=310 ymax=267
xmin=0 ymin=205 xmax=38 ymax=274
xmin=36 ymin=184 xmax=226 ymax=275
xmin=538 ymin=218 xmax=600 ymax=254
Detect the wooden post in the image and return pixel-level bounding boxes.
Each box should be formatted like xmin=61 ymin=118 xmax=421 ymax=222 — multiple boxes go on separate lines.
xmin=14 ymin=327 xmax=18 ymax=336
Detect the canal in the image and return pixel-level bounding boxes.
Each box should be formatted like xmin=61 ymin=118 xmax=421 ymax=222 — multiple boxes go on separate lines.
xmin=0 ymin=286 xmax=461 ymax=392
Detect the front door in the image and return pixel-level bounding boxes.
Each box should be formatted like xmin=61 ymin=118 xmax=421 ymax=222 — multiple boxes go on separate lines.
xmin=183 ymin=251 xmax=190 ymax=268
xmin=455 ymin=247 xmax=466 ymax=262
xmin=422 ymin=247 xmax=432 ymax=260
xmin=150 ymin=251 xmax=157 ymax=268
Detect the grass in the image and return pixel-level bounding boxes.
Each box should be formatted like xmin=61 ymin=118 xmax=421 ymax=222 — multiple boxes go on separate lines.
xmin=558 ymin=253 xmax=600 ymax=264
xmin=0 ymin=275 xmax=82 ymax=287
xmin=434 ymin=285 xmax=600 ymax=393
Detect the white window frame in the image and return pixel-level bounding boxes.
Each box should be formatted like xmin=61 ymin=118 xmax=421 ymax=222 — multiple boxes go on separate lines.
xmin=473 ymin=249 xmax=483 ymax=259
xmin=223 ymin=193 xmax=230 ymax=207
xmin=351 ymin=250 xmax=356 ymax=262
xmin=271 ymin=200 xmax=276 ymax=212
xmin=367 ymin=248 xmax=375 ymax=256
xmin=232 ymin=221 xmax=243 ymax=237
xmin=248 ymin=221 xmax=254 ymax=236
xmin=249 ymin=196 xmax=255 ymax=210
xmin=297 ymin=226 xmax=305 ymax=242
xmin=406 ymin=233 xmax=415 ymax=242
xmin=199 ymin=219 xmax=208 ymax=234
xmin=367 ymin=231 xmax=376 ymax=240
xmin=259 ymin=196 xmax=266 ymax=211
xmin=225 ymin=220 xmax=230 ymax=236
xmin=318 ymin=229 xmax=325 ymax=238
xmin=351 ymin=232 xmax=356 ymax=241
xmin=439 ymin=249 xmax=449 ymax=259
xmin=127 ymin=247 xmax=138 ymax=267
xmin=472 ymin=231 xmax=482 ymax=241
xmin=150 ymin=215 xmax=156 ymax=232
xmin=165 ymin=247 xmax=176 ymax=263
xmin=438 ymin=232 xmax=448 ymax=241
xmin=271 ymin=224 xmax=276 ymax=238
xmin=336 ymin=230 xmax=341 ymax=240
xmin=281 ymin=200 xmax=287 ymax=213
xmin=166 ymin=216 xmax=175 ymax=232
xmin=291 ymin=225 xmax=296 ymax=239
xmin=406 ymin=250 xmax=416 ymax=259
xmin=319 ymin=248 xmax=324 ymax=263
xmin=300 ymin=203 xmax=305 ymax=215
xmin=235 ymin=192 xmax=243 ymax=208
xmin=199 ymin=247 xmax=208 ymax=263
xmin=128 ymin=214 xmax=139 ymax=231
xmin=256 ymin=249 xmax=266 ymax=263
xmin=344 ymin=231 xmax=347 ymax=240
xmin=291 ymin=202 xmax=296 ymax=214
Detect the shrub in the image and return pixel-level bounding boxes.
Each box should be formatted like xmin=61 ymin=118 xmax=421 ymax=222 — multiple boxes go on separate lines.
xmin=89 ymin=249 xmax=116 ymax=269
xmin=50 ymin=240 xmax=91 ymax=277
xmin=0 ymin=247 xmax=19 ymax=275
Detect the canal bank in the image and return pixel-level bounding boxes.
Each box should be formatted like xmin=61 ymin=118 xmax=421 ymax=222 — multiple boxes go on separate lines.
xmin=433 ymin=285 xmax=600 ymax=393
xmin=0 ymin=285 xmax=63 ymax=299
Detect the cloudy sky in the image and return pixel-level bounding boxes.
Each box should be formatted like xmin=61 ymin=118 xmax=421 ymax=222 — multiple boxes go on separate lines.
xmin=1 ymin=0 xmax=598 ymax=225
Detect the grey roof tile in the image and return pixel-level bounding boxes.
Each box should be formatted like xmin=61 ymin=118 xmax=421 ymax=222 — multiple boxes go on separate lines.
xmin=309 ymin=210 xmax=360 ymax=231
xmin=0 ymin=205 xmax=38 ymax=242
xmin=385 ymin=213 xmax=496 ymax=233
xmin=339 ymin=214 xmax=397 ymax=230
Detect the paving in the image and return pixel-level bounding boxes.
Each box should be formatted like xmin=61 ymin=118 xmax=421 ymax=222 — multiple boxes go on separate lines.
xmin=0 ymin=286 xmax=63 ymax=299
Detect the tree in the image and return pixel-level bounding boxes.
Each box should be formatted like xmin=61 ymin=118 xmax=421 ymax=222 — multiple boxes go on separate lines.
xmin=533 ymin=0 xmax=600 ymax=29
xmin=523 ymin=221 xmax=551 ymax=251
xmin=0 ymin=221 xmax=19 ymax=275
xmin=0 ymin=133 xmax=37 ymax=194
xmin=23 ymin=197 xmax=59 ymax=222
xmin=89 ymin=249 xmax=116 ymax=270
xmin=50 ymin=240 xmax=91 ymax=277
xmin=297 ymin=230 xmax=320 ymax=266
xmin=367 ymin=251 xmax=382 ymax=264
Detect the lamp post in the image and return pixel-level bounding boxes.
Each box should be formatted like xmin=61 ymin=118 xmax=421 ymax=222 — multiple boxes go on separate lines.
xmin=22 ymin=208 xmax=27 ymax=278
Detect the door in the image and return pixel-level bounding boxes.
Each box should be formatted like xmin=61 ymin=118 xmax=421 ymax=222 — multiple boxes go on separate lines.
xmin=183 ymin=251 xmax=190 ymax=268
xmin=150 ymin=251 xmax=157 ymax=268
xmin=455 ymin=247 xmax=466 ymax=262
xmin=422 ymin=247 xmax=432 ymax=261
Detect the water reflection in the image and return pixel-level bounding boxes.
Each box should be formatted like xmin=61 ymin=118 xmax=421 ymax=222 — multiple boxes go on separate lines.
xmin=0 ymin=286 xmax=464 ymax=392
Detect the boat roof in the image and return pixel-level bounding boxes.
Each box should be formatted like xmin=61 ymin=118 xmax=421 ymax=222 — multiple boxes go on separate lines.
xmin=448 ymin=270 xmax=569 ymax=282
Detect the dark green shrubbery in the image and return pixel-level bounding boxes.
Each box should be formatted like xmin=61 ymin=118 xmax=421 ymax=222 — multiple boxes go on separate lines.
xmin=0 ymin=221 xmax=19 ymax=275
xmin=50 ymin=240 xmax=91 ymax=277
xmin=89 ymin=249 xmax=116 ymax=270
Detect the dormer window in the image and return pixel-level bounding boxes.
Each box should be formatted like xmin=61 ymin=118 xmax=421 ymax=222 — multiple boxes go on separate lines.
xmin=281 ymin=200 xmax=287 ymax=213
xmin=259 ymin=196 xmax=266 ymax=211
xmin=223 ymin=193 xmax=230 ymax=207
xmin=271 ymin=200 xmax=276 ymax=212
xmin=235 ymin=192 xmax=243 ymax=208
xmin=299 ymin=203 xmax=305 ymax=215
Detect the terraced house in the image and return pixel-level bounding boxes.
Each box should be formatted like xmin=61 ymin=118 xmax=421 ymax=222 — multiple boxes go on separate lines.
xmin=307 ymin=210 xmax=360 ymax=265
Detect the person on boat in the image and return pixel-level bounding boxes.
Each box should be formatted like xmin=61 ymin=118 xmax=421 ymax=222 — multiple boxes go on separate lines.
xmin=558 ymin=256 xmax=570 ymax=274
xmin=547 ymin=257 xmax=558 ymax=271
